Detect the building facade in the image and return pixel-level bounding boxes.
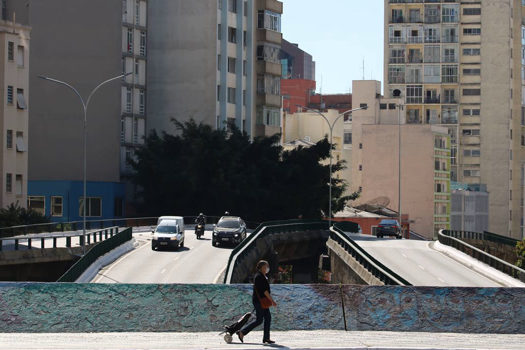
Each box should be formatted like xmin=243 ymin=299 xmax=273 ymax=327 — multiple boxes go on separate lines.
xmin=349 ymin=80 xmax=451 ymax=238
xmin=384 ymin=0 xmax=525 ymax=239
xmin=0 ymin=19 xmax=30 ymax=209
xmin=450 ymin=182 xmax=489 ymax=233
xmin=280 ymin=39 xmax=315 ymax=80
xmin=147 ymin=0 xmax=283 ymax=139
xmin=7 ymin=0 xmax=131 ymax=221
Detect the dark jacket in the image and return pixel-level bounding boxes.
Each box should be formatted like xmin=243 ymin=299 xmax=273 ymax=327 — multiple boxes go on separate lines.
xmin=252 ymin=271 xmax=270 ymax=305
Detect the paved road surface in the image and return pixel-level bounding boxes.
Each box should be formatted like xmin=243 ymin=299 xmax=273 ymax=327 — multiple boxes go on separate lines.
xmin=0 ymin=331 xmax=523 ymax=350
xmin=347 ymin=233 xmax=501 ymax=287
xmin=92 ymin=230 xmax=233 ymax=284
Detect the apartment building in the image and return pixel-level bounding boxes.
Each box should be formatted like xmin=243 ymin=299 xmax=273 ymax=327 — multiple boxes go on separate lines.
xmin=5 ymin=0 xmax=146 ymax=221
xmin=384 ymin=0 xmax=525 ymax=239
xmin=0 ymin=18 xmax=30 ymax=209
xmin=280 ymin=39 xmax=316 ymax=80
xmin=147 ymin=0 xmax=283 ymax=138
xmin=349 ymin=80 xmax=450 ymax=237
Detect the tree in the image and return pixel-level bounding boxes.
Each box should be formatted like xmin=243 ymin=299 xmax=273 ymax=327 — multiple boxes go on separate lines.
xmin=517 ymin=239 xmax=525 ymax=269
xmin=129 ymin=119 xmax=357 ymax=223
xmin=0 ymin=202 xmax=49 ymax=228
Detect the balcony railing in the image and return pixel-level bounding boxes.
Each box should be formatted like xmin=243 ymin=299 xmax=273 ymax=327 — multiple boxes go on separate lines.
xmin=424 ymin=36 xmax=440 ymax=43
xmin=425 ymin=17 xmax=441 ymax=24
xmin=407 ymin=36 xmax=423 ymax=44
xmin=424 ymin=97 xmax=440 ymax=104
xmin=442 ymin=35 xmax=458 ymax=43
xmin=442 ymin=117 xmax=458 ymax=124
xmin=389 ymin=37 xmax=406 ymax=44
xmin=408 ymin=55 xmax=423 ymax=63
xmin=391 ymin=16 xmax=405 ymax=23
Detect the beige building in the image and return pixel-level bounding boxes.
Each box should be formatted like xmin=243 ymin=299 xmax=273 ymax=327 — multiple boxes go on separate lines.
xmin=0 ymin=19 xmax=30 ymax=208
xmin=349 ymin=80 xmax=450 ymax=238
xmin=147 ymin=0 xmax=283 ymax=139
xmin=384 ymin=0 xmax=525 ymax=239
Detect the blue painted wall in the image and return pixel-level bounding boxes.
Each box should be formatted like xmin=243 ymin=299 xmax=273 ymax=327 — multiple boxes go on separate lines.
xmin=28 ymin=180 xmax=125 ymax=222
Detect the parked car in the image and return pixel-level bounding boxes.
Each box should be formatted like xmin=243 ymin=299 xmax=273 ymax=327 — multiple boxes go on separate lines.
xmin=376 ymin=219 xmax=402 ymax=239
xmin=152 ymin=220 xmax=185 ymax=250
xmin=157 ymin=216 xmax=185 ymax=233
xmin=212 ymin=216 xmax=247 ymax=247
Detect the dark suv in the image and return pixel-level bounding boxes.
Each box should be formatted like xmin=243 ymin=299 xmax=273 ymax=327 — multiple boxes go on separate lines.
xmin=212 ymin=216 xmax=247 ymax=247
xmin=376 ymin=219 xmax=402 ymax=239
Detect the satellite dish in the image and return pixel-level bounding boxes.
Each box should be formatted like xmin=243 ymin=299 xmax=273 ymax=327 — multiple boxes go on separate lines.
xmin=366 ymin=196 xmax=390 ymax=208
xmin=393 ymin=89 xmax=402 ymax=97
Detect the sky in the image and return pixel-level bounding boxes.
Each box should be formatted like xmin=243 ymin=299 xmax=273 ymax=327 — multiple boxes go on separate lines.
xmin=281 ymin=0 xmax=384 ymax=94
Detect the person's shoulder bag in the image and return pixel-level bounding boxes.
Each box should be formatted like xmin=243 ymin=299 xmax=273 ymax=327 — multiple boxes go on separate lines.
xmin=255 ymin=288 xmax=273 ymax=309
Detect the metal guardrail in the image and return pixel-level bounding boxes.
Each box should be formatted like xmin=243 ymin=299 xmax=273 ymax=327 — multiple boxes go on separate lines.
xmin=443 ymin=229 xmax=519 ymax=247
xmin=223 ymin=220 xmax=329 ymax=284
xmin=438 ymin=230 xmax=525 ymax=283
xmin=57 ymin=227 xmax=133 ymax=282
xmin=330 ymin=226 xmax=412 ymax=286
xmin=0 ymin=227 xmax=120 ymax=251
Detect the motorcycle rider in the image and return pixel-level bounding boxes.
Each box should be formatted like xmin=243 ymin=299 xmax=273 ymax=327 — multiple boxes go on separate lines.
xmin=194 ymin=213 xmax=206 ymax=239
xmin=195 ymin=213 xmax=206 ymax=225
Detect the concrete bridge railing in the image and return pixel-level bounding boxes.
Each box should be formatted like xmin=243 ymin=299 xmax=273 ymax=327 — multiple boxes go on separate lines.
xmin=438 ymin=229 xmax=525 ymax=283
xmin=0 ymin=283 xmax=523 ymax=334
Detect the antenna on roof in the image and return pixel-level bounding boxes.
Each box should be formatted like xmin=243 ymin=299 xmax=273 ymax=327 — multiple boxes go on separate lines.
xmin=362 ymin=58 xmax=365 ymax=80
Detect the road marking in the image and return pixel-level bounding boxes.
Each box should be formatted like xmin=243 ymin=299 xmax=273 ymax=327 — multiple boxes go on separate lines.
xmin=418 ymin=265 xmax=426 ymax=271
xmin=438 ymin=277 xmax=446 ymax=283
xmin=401 ymin=253 xmax=408 ymax=258
xmin=160 ymin=268 xmax=167 ymax=274
xmin=92 ymin=238 xmax=149 ymax=283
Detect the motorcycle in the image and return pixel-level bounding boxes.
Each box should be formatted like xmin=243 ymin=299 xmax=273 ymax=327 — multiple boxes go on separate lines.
xmin=195 ymin=223 xmax=205 ymax=239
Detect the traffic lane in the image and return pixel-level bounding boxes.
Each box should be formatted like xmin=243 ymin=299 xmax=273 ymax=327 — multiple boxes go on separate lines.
xmin=92 ymin=229 xmax=233 ymax=284
xmin=348 ymin=235 xmax=501 ymax=287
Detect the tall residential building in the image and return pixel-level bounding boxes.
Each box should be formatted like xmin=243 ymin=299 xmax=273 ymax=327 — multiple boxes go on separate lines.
xmin=384 ymin=0 xmax=525 ymax=239
xmin=147 ymin=0 xmax=283 ymax=139
xmin=6 ymin=0 xmax=148 ymax=221
xmin=280 ymin=39 xmax=316 ymax=80
xmin=0 ymin=19 xmax=30 ymax=209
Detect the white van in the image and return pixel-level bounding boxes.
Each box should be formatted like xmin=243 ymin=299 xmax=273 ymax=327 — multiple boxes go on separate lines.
xmin=157 ymin=216 xmax=185 ymax=232
xmin=152 ymin=220 xmax=184 ymax=250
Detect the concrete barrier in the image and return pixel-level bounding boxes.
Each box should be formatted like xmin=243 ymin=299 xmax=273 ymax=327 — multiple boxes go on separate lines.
xmin=0 ymin=284 xmax=523 ymax=334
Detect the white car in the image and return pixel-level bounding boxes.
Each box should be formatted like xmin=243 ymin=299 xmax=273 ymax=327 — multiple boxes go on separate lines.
xmin=152 ymin=220 xmax=185 ymax=250
xmin=157 ymin=216 xmax=185 ymax=232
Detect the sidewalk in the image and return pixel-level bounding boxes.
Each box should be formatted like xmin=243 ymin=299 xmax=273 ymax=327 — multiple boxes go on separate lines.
xmin=0 ymin=331 xmax=523 ymax=350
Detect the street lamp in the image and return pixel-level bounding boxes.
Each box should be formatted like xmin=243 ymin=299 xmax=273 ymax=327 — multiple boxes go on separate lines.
xmin=296 ymin=104 xmax=368 ymax=227
xmin=396 ymin=102 xmax=404 ymax=238
xmin=38 ymin=72 xmax=132 ymax=255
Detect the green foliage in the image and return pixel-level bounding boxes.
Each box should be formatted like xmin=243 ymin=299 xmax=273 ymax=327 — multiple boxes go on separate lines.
xmin=0 ymin=202 xmax=49 ymax=228
xmin=517 ymin=239 xmax=525 ymax=269
xmin=130 ymin=120 xmax=356 ymax=222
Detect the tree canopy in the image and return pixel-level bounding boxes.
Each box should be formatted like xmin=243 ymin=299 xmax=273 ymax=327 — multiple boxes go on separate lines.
xmin=130 ymin=120 xmax=358 ymax=223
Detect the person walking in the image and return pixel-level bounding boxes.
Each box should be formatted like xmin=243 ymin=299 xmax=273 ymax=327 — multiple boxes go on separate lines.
xmin=237 ymin=260 xmax=276 ymax=344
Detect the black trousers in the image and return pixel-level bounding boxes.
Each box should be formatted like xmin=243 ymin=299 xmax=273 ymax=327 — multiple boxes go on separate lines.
xmin=240 ymin=301 xmax=271 ymax=341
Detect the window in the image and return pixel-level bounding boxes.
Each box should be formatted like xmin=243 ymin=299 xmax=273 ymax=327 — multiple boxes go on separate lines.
xmin=407 ymin=109 xmax=421 ymax=123
xmin=16 ymin=89 xmax=26 ymax=109
xmin=227 ymin=87 xmax=236 ymax=104
xmin=256 ymin=107 xmax=280 ymax=127
xmin=443 ymin=47 xmax=457 ymax=62
xmin=463 ymin=48 xmax=480 ymax=56
xmin=217 ymin=54 xmax=221 ymax=71
xmin=5 ymin=173 xmax=11 ymax=192
xmin=228 ymin=0 xmax=237 ymax=13
xmin=15 ymin=131 xmax=25 ymax=152
xmin=7 ymin=41 xmax=13 ymax=61
xmin=7 ymin=85 xmax=13 ymax=104
xmin=15 ymin=175 xmax=22 ymax=196
xmin=134 ymin=59 xmax=139 ymax=75
xmin=79 ymin=197 xmax=102 ymax=217
xmin=442 ymin=65 xmax=458 ymax=83
xmin=243 ymin=60 xmax=247 ymax=76
xmin=464 ymin=170 xmax=480 ymax=177
xmin=463 ymin=109 xmax=480 ymax=116
xmin=344 ymin=132 xmax=352 ymax=145
xmin=380 ymin=103 xmax=387 ymax=110
xmin=244 ymin=1 xmax=247 ymax=16
xmin=409 ymin=9 xmax=420 ymax=22
xmin=408 ymin=48 xmax=421 ymax=63
xmin=1 ymin=0 xmax=6 ymax=21
xmin=388 ymin=103 xmax=396 ymax=110
xmin=443 ymin=28 xmax=458 ymax=43
xmin=424 ymin=65 xmax=440 ymax=83
xmin=406 ymin=66 xmax=422 ymax=83
xmin=406 ymin=85 xmax=422 ymax=104
xmin=463 ymin=8 xmax=481 ymax=16
xmin=126 ymin=87 xmax=132 ymax=113
xmin=442 ymin=5 xmax=459 ymax=23
xmin=424 ymin=27 xmax=440 ymax=43
xmin=122 ymin=0 xmax=127 ymax=21
xmin=218 ymin=24 xmax=222 ymax=40
xmin=424 ymin=45 xmax=440 ymax=63
xmin=425 ymin=5 xmax=440 ymax=24
xmin=243 ymin=90 xmax=246 ymax=106
xmin=127 ymin=28 xmax=133 ymax=53
xmin=49 ymin=196 xmax=63 ymax=216
xmin=257 ymin=44 xmax=280 ymax=63
xmin=217 ymin=85 xmax=221 ymax=101
xmin=463 ymin=28 xmax=481 ymax=36
xmin=390 ymin=48 xmax=405 ymax=63
xmin=392 ymin=9 xmax=403 ymax=23
xmin=228 ymin=27 xmax=237 ymax=43
xmin=258 ymin=10 xmax=281 ymax=32
xmin=359 ymin=165 xmax=363 ymax=171
xmin=28 ymin=196 xmax=45 ymax=215
xmin=228 ymin=57 xmax=236 ymax=73
xmin=139 ymin=90 xmax=145 ymax=115
xmin=120 ymin=118 xmax=125 ymax=142
xmin=135 ymin=0 xmax=140 ymax=25
xmin=462 ymin=129 xmax=480 ymax=136
xmin=463 ymin=89 xmax=481 ymax=96
xmin=463 ymin=68 xmax=480 ymax=75
xmin=6 ymin=130 xmax=12 ymax=149
xmin=257 ymin=75 xmax=280 ymax=95
xmin=388 ymin=66 xmax=405 ymax=84
xmin=243 ymin=30 xmax=247 ymax=47
xmin=218 ymin=0 xmax=222 ymax=9
xmin=443 ymin=89 xmax=456 ymax=103
xmin=133 ymin=118 xmax=138 ymax=143
xmin=464 ymin=149 xmax=481 ymax=157
xmin=140 ymin=31 xmax=146 ymax=56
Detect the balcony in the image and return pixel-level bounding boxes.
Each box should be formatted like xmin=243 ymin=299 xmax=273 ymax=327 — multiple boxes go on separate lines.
xmin=408 ymin=55 xmax=423 ymax=63
xmin=442 ymin=35 xmax=458 ymax=43
xmin=442 ymin=117 xmax=458 ymax=124
xmin=424 ymin=97 xmax=441 ymax=104
xmin=257 ymin=0 xmax=283 ymax=14
xmin=257 ymin=93 xmax=281 ymax=108
xmin=391 ymin=16 xmax=405 ymax=24
xmin=425 ymin=16 xmax=441 ymax=24
xmin=407 ymin=36 xmax=423 ymax=44
xmin=257 ymin=29 xmax=282 ymax=45
xmin=389 ymin=36 xmax=406 ymax=44
xmin=257 ymin=61 xmax=281 ymax=76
